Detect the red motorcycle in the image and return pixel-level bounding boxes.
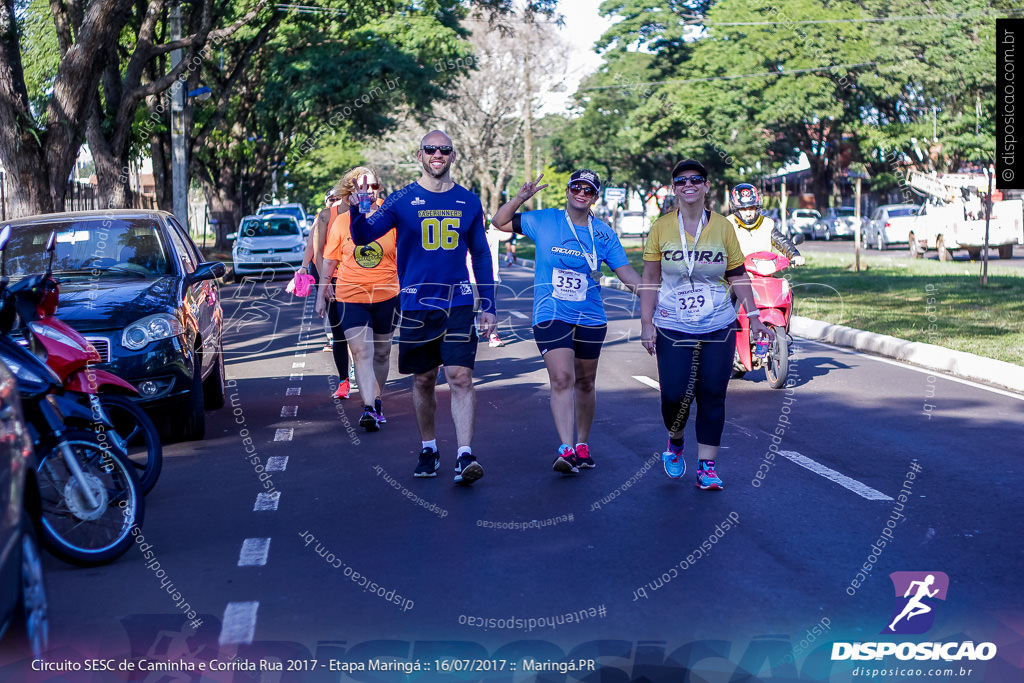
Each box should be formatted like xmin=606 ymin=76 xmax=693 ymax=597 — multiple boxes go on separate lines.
xmin=13 ymin=233 xmax=162 ymax=493
xmin=734 ymin=250 xmax=793 ymax=389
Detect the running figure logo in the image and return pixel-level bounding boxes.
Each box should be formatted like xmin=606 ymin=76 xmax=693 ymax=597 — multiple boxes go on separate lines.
xmin=883 ymin=571 xmax=949 ymax=635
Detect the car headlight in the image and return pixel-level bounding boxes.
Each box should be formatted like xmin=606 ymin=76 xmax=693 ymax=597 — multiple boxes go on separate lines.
xmin=122 ymin=313 xmax=184 ymax=350
xmin=290 ymin=244 xmax=304 ymax=253
xmin=236 ymin=246 xmax=251 ymax=257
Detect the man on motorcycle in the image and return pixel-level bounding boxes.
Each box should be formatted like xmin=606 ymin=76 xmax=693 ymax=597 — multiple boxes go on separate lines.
xmin=727 ymin=183 xmax=805 ymax=265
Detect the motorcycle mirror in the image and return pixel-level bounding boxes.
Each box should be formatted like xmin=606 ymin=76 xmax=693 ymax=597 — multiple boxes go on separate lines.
xmin=45 ymin=230 xmax=56 ymax=276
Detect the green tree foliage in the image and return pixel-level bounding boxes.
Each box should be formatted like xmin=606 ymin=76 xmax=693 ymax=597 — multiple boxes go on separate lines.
xmin=566 ymin=0 xmax=1000 ymax=211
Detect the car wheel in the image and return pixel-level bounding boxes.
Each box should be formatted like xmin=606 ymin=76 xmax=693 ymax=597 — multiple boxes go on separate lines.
xmin=966 ymin=247 xmax=982 ymax=261
xmin=909 ymin=233 xmax=921 ymax=259
xmin=8 ymin=518 xmax=49 ymax=659
xmin=177 ymin=354 xmax=206 ymax=441
xmin=877 ymin=230 xmax=886 ymax=251
xmin=823 ymin=227 xmax=832 ymax=241
xmin=204 ymin=345 xmax=226 ymax=410
xmin=998 ymin=244 xmax=1013 ymax=259
xmin=937 ymin=235 xmax=950 ymax=262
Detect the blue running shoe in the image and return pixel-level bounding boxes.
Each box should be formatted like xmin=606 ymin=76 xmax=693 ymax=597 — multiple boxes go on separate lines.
xmin=696 ymin=460 xmax=723 ymax=490
xmin=454 ymin=453 xmax=483 ymax=485
xmin=662 ymin=447 xmax=685 ymax=479
xmin=414 ymin=448 xmax=439 ymax=478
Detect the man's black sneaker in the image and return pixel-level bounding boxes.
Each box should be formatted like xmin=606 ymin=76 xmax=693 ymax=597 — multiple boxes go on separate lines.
xmin=414 ymin=448 xmax=439 ymax=478
xmin=454 ymin=454 xmax=484 ymax=485
xmin=359 ymin=407 xmax=380 ymax=432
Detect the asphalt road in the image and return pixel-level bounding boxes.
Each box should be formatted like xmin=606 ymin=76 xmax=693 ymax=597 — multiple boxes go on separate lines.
xmin=20 ymin=264 xmax=1024 ymax=682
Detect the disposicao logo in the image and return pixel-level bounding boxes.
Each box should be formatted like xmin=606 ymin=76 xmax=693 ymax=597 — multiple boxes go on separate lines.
xmin=883 ymin=571 xmax=948 ymax=635
xmin=831 ymin=571 xmax=997 ymax=663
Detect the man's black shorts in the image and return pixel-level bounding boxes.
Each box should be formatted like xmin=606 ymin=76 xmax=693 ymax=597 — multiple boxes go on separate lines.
xmin=397 ymin=305 xmax=478 ymax=374
xmin=337 ymin=297 xmax=400 ymax=335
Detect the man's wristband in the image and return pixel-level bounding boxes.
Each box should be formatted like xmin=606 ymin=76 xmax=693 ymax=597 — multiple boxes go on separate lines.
xmin=745 ymin=310 xmax=761 ymax=318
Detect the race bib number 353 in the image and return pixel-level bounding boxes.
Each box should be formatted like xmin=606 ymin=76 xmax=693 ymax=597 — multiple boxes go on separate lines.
xmin=421 ymin=218 xmax=460 ymax=250
xmin=552 ymin=267 xmax=587 ymax=301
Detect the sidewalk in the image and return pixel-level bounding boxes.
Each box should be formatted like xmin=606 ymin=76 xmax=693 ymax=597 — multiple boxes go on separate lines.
xmin=506 ymin=259 xmax=1024 ymax=395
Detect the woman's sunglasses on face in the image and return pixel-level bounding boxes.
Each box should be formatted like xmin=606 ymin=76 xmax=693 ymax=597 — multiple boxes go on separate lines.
xmin=568 ymin=183 xmax=598 ymax=197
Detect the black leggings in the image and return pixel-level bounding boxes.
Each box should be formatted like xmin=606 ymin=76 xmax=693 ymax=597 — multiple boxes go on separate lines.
xmin=309 ymin=263 xmax=348 ymax=377
xmin=654 ymin=324 xmax=736 ymax=447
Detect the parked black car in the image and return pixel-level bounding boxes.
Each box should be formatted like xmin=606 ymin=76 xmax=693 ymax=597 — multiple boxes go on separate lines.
xmin=2 ymin=211 xmax=226 ymax=440
xmin=0 ymin=360 xmax=48 ymax=659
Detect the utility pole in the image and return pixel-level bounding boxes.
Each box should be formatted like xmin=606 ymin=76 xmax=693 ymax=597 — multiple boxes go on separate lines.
xmin=170 ymin=2 xmax=188 ymax=230
xmin=982 ymin=164 xmax=992 ymax=286
xmin=523 ymin=50 xmax=534 ymax=211
xmin=854 ymin=176 xmax=862 ymax=273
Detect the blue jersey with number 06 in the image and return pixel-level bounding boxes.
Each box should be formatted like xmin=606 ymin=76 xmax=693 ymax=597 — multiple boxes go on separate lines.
xmin=350 ymin=182 xmax=495 ymax=314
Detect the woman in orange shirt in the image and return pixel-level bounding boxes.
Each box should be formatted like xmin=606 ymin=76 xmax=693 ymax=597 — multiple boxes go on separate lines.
xmin=315 ymin=166 xmax=399 ymax=431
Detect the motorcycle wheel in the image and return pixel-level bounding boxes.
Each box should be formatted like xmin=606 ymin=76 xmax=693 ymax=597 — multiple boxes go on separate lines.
xmin=98 ymin=394 xmax=162 ymax=495
xmin=35 ymin=430 xmax=143 ymax=566
xmin=764 ymin=324 xmax=790 ymax=389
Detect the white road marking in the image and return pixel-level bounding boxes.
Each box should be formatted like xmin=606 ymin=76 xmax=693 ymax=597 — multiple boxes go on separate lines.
xmin=289 ymin=373 xmax=303 ymax=381
xmin=286 ymin=387 xmax=301 ymax=396
xmin=273 ymin=428 xmax=293 ymax=441
xmin=218 ymin=601 xmax=259 ymax=645
xmin=509 ymin=310 xmax=529 ymax=319
xmin=266 ymin=456 xmax=288 ymax=471
xmin=292 ymin=361 xmax=305 ymax=369
xmin=254 ymin=491 xmax=281 ymax=511
xmin=238 ymin=538 xmax=270 ymax=567
xmin=632 ymin=375 xmax=661 ymax=390
xmin=280 ymin=405 xmax=297 ymax=418
xmin=798 ymin=338 xmax=1024 ymax=401
xmin=778 ymin=450 xmax=892 ymax=501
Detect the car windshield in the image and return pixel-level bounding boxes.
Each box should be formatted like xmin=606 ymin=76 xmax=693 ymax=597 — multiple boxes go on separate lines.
xmin=837 ymin=208 xmax=856 ymax=217
xmin=3 ymin=218 xmax=172 ymax=278
xmin=240 ymin=217 xmax=300 ymax=238
xmin=888 ymin=207 xmax=918 ymax=217
xmin=257 ymin=206 xmax=304 ymax=223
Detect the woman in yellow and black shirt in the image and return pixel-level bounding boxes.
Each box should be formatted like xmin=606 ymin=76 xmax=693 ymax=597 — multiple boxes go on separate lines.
xmin=639 ymin=159 xmax=771 ymax=490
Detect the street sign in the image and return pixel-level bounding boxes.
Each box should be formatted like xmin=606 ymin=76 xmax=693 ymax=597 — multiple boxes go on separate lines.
xmin=605 ymin=187 xmax=626 ymax=203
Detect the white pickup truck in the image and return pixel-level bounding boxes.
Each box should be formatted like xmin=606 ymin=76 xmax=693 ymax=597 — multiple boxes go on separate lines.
xmin=910 ymin=199 xmax=1021 ymax=261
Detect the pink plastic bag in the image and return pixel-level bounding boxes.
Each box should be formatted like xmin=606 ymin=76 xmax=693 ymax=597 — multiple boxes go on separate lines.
xmin=291 ymin=271 xmax=315 ymax=297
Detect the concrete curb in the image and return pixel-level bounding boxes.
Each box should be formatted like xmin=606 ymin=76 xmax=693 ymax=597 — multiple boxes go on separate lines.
xmin=503 ymin=261 xmax=1024 ymax=395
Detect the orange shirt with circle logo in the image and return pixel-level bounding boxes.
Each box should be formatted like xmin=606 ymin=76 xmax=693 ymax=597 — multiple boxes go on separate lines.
xmin=324 ymin=205 xmax=399 ymax=304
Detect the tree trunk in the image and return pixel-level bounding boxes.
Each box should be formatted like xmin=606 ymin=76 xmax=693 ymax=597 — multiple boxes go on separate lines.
xmin=86 ymin=107 xmax=129 ymax=209
xmin=201 ymin=171 xmax=241 ymax=250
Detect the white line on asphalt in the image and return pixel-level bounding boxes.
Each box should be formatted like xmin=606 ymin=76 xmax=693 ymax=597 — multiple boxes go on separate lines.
xmin=273 ymin=428 xmax=293 ymax=441
xmin=266 ymin=456 xmax=288 ymax=471
xmin=238 ymin=538 xmax=271 ymax=567
xmin=292 ymin=362 xmax=305 ymax=368
xmin=218 ymin=601 xmax=259 ymax=645
xmin=285 ymin=387 xmax=301 ymax=396
xmin=280 ymin=405 xmax=297 ymax=418
xmin=632 ymin=375 xmax=661 ymax=390
xmin=509 ymin=310 xmax=529 ymax=319
xmin=254 ymin=491 xmax=281 ymax=511
xmin=288 ymin=373 xmax=303 ymax=381
xmin=778 ymin=450 xmax=892 ymax=501
xmin=798 ymin=338 xmax=1024 ymax=401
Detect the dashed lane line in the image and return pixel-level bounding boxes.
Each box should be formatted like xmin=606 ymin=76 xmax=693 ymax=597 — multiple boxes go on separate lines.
xmin=266 ymin=456 xmax=288 ymax=471
xmin=219 ymin=601 xmax=259 ymax=645
xmin=254 ymin=491 xmax=281 ymax=511
xmin=238 ymin=538 xmax=271 ymax=567
xmin=778 ymin=451 xmax=893 ymax=501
